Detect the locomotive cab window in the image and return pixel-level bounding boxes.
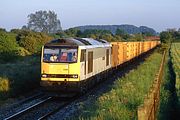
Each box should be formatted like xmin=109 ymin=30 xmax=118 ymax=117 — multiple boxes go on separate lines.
xmin=43 ymin=47 xmax=78 ymax=63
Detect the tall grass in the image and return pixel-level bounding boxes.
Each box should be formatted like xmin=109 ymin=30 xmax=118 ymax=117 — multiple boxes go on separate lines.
xmin=171 ymin=43 xmax=180 ymax=95
xmin=158 ymin=47 xmax=180 ymax=120
xmin=77 ymin=52 xmax=162 ymax=120
xmin=0 ymin=56 xmax=40 ymax=101
xmin=0 ymin=77 xmax=9 ymax=100
xmin=158 ymin=43 xmax=180 ymax=119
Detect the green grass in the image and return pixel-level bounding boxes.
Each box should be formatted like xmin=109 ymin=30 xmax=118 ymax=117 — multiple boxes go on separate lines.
xmin=0 ymin=56 xmax=40 ymax=101
xmin=159 ymin=42 xmax=180 ymax=119
xmin=158 ymin=52 xmax=172 ymax=120
xmin=76 ymin=52 xmax=162 ymax=120
xmin=158 ymin=46 xmax=180 ymax=120
xmin=171 ymin=43 xmax=180 ymax=93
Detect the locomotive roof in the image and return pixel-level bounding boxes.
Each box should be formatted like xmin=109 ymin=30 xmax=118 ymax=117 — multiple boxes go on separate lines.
xmin=44 ymin=38 xmax=110 ymax=47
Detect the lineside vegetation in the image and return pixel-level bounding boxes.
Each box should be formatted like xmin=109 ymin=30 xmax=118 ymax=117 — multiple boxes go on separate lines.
xmin=171 ymin=43 xmax=180 ymax=92
xmin=158 ymin=43 xmax=180 ymax=120
xmin=0 ymin=56 xmax=40 ymax=101
xmin=76 ymin=52 xmax=162 ymax=120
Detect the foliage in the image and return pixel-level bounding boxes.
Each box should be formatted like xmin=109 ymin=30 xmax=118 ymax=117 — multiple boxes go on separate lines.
xmin=77 ymin=52 xmax=162 ymax=119
xmin=115 ymin=28 xmax=130 ymax=40
xmin=116 ymin=28 xmax=126 ymax=35
xmin=52 ymin=31 xmax=68 ymax=38
xmin=0 ymin=31 xmax=19 ymax=62
xmin=10 ymin=29 xmax=24 ymax=34
xmin=17 ymin=30 xmax=52 ymax=54
xmin=0 ymin=56 xmax=40 ymax=100
xmin=158 ymin=47 xmax=180 ymax=120
xmin=160 ymin=31 xmax=172 ymax=43
xmin=0 ymin=28 xmax=6 ymax=32
xmin=57 ymin=28 xmax=152 ymax=42
xmin=168 ymin=31 xmax=180 ymax=40
xmin=160 ymin=30 xmax=180 ymax=43
xmin=0 ymin=31 xmax=18 ymax=52
xmin=142 ymin=32 xmax=154 ymax=36
xmin=0 ymin=77 xmax=9 ymax=99
xmin=76 ymin=25 xmax=157 ymax=35
xmin=26 ymin=10 xmax=62 ymax=33
xmin=82 ymin=29 xmax=112 ymax=38
xmin=171 ymin=43 xmax=180 ymax=108
xmin=64 ymin=28 xmax=82 ymax=37
xmin=127 ymin=34 xmax=144 ymax=41
xmin=15 ymin=47 xmax=31 ymax=56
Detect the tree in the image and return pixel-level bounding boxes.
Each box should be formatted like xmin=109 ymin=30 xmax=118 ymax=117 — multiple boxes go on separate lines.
xmin=82 ymin=29 xmax=112 ymax=39
xmin=0 ymin=28 xmax=6 ymax=32
xmin=142 ymin=32 xmax=154 ymax=37
xmin=17 ymin=30 xmax=53 ymax=53
xmin=100 ymin=34 xmax=113 ymax=42
xmin=133 ymin=34 xmax=143 ymax=41
xmin=115 ymin=29 xmax=130 ymax=40
xmin=27 ymin=10 xmax=62 ymax=33
xmin=64 ymin=28 xmax=82 ymax=37
xmin=0 ymin=31 xmax=19 ymax=62
xmin=115 ymin=29 xmax=126 ymax=36
xmin=160 ymin=31 xmax=172 ymax=43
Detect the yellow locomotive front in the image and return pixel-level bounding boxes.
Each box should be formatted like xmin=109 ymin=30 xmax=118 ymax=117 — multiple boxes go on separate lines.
xmin=40 ymin=39 xmax=81 ymax=92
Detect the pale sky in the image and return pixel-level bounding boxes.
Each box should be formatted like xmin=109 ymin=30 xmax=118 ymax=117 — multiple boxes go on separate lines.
xmin=0 ymin=0 xmax=180 ymax=32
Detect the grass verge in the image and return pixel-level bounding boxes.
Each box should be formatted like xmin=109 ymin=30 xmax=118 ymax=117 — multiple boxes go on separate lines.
xmin=76 ymin=52 xmax=162 ymax=120
xmin=158 ymin=44 xmax=180 ymax=120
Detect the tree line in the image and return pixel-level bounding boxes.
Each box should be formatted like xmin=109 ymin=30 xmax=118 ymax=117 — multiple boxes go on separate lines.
xmin=0 ymin=27 xmax=159 ymax=63
xmin=0 ymin=10 xmax=166 ymax=63
xmin=0 ymin=29 xmax=52 ymax=63
xmin=160 ymin=30 xmax=180 ymax=43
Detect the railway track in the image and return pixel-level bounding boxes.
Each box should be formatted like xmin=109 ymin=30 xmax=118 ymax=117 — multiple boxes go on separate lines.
xmin=2 ymin=94 xmax=79 ymax=120
xmin=4 ymin=96 xmax=52 ymax=120
xmin=37 ymin=96 xmax=79 ymax=120
xmin=0 ymin=93 xmax=50 ymax=119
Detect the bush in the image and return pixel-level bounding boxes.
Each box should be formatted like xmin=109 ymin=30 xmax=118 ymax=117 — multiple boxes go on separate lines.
xmin=15 ymin=47 xmax=31 ymax=56
xmin=0 ymin=31 xmax=19 ymax=62
xmin=0 ymin=31 xmax=18 ymax=52
xmin=0 ymin=56 xmax=40 ymax=100
xmin=17 ymin=30 xmax=52 ymax=54
xmin=0 ymin=77 xmax=10 ymax=99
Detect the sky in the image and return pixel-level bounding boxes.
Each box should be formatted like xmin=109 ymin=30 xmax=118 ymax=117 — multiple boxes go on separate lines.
xmin=0 ymin=0 xmax=180 ymax=32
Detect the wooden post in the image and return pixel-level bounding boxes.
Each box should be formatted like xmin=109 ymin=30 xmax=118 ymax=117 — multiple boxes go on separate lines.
xmin=138 ymin=106 xmax=146 ymax=120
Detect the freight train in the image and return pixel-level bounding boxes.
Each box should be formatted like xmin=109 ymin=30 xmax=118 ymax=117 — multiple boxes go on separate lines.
xmin=40 ymin=38 xmax=160 ymax=93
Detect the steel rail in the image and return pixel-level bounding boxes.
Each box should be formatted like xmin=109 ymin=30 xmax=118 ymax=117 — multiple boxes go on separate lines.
xmin=4 ymin=97 xmax=52 ymax=120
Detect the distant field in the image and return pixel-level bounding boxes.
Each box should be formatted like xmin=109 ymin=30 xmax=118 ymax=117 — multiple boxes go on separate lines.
xmin=171 ymin=43 xmax=180 ymax=100
xmin=0 ymin=56 xmax=40 ymax=101
xmin=76 ymin=52 xmax=162 ymax=119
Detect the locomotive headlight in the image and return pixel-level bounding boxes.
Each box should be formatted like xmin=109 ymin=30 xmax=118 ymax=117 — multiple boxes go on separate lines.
xmin=42 ymin=74 xmax=47 ymax=78
xmin=72 ymin=75 xmax=78 ymax=78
